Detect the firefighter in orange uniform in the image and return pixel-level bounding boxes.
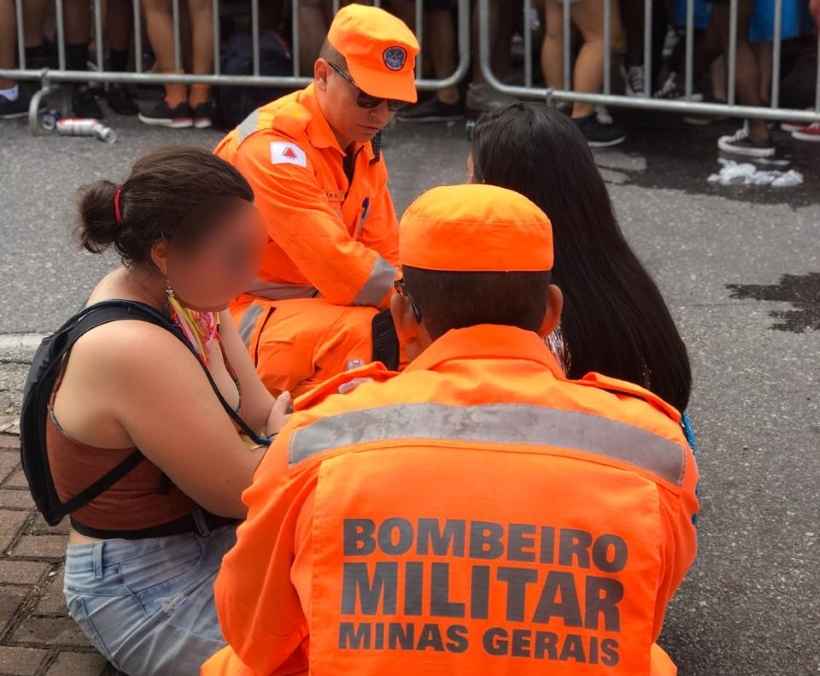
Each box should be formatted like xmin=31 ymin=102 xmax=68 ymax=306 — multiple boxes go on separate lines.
xmin=214 ymin=4 xmax=419 ymax=396
xmin=202 ymin=184 xmax=699 ymax=676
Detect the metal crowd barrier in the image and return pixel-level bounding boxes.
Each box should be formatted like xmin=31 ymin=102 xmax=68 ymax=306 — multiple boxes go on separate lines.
xmin=0 ymin=0 xmax=470 ymax=134
xmin=479 ymin=0 xmax=820 ymax=124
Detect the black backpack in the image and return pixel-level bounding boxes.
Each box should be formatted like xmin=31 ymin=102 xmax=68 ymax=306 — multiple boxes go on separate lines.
xmin=20 ymin=300 xmax=268 ymax=526
xmin=213 ymin=30 xmax=294 ymax=131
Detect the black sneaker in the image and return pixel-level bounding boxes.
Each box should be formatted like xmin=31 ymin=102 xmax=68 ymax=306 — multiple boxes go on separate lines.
xmin=105 ymin=84 xmax=139 ymax=116
xmin=397 ymin=95 xmax=464 ymax=123
xmin=0 ymin=93 xmax=29 ymax=119
xmin=138 ymin=99 xmax=193 ymax=128
xmin=71 ymin=86 xmax=104 ymax=119
xmin=718 ymin=124 xmax=775 ymax=158
xmin=192 ymin=100 xmax=214 ymax=129
xmin=572 ymin=114 xmax=626 ymax=148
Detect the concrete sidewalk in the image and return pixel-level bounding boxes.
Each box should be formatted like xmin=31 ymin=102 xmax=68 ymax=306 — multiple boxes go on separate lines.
xmin=1 ymin=110 xmax=818 ymax=675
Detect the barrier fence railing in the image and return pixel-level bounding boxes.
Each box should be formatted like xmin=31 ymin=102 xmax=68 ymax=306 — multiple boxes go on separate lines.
xmin=0 ymin=0 xmax=470 ymax=134
xmin=480 ymin=0 xmax=820 ymax=125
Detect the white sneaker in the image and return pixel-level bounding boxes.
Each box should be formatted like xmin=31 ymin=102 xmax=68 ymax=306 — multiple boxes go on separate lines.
xmin=622 ymin=66 xmax=646 ymax=97
xmin=655 ymin=72 xmax=703 ymax=102
xmin=595 ymin=106 xmax=613 ymax=126
xmin=718 ymin=124 xmax=776 ymax=158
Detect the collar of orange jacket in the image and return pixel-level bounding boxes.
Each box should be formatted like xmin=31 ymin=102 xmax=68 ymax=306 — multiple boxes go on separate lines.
xmin=406 ymin=324 xmax=564 ymax=377
xmin=300 ymin=84 xmax=376 ymax=161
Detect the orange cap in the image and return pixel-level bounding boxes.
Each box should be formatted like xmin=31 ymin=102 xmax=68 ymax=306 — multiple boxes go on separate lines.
xmin=328 ymin=4 xmax=419 ymax=103
xmin=400 ymin=184 xmax=554 ymax=272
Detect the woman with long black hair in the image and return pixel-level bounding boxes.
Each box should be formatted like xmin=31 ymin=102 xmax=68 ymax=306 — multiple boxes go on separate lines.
xmin=470 ymin=103 xmax=695 ymax=440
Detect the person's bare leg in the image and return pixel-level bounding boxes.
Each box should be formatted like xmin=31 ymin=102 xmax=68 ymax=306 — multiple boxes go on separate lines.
xmin=429 ymin=8 xmax=459 ymax=104
xmin=713 ymin=0 xmax=767 ymax=142
xmin=490 ymin=0 xmax=514 ymax=80
xmin=711 ymin=55 xmax=727 ymax=100
xmin=142 ymin=0 xmax=187 ymax=105
xmin=541 ymin=0 xmax=564 ymax=90
xmin=186 ymin=0 xmax=212 ymax=106
xmin=107 ymin=0 xmax=132 ymax=53
xmin=570 ymin=0 xmax=623 ymax=118
xmin=64 ymin=0 xmax=91 ymax=63
xmin=754 ymin=41 xmax=771 ymax=106
xmin=23 ymin=0 xmax=47 ymax=48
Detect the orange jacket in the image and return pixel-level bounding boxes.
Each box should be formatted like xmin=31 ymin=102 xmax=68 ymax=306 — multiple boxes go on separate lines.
xmin=214 ymin=85 xmax=398 ymax=309
xmin=203 ymin=325 xmax=699 ymax=676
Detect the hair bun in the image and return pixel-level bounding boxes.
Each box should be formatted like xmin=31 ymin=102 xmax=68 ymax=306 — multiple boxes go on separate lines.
xmin=76 ymin=180 xmax=122 ymax=254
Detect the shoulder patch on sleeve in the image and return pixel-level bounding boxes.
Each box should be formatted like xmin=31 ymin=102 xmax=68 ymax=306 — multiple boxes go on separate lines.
xmin=270 ymin=141 xmax=307 ymax=168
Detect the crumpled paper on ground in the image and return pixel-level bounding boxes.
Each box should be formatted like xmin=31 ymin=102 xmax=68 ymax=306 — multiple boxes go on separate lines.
xmin=708 ymin=159 xmax=803 ymax=187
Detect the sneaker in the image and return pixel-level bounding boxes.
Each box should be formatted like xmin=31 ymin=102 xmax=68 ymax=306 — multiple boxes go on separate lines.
xmin=192 ymin=100 xmax=215 ymax=129
xmin=718 ymin=124 xmax=775 ymax=158
xmin=655 ymin=72 xmax=703 ymax=102
xmin=622 ymin=65 xmax=646 ymax=97
xmin=595 ymin=106 xmax=613 ymax=126
xmin=71 ymin=85 xmax=104 ymax=119
xmin=792 ymin=122 xmax=820 ymax=142
xmin=573 ymin=114 xmax=626 ymax=147
xmin=0 ymin=91 xmax=29 ymax=119
xmin=138 ymin=99 xmax=193 ymax=128
xmin=465 ymin=82 xmax=516 ymax=115
xmin=782 ymin=110 xmax=813 ymax=133
xmin=105 ymin=84 xmax=138 ymax=116
xmin=397 ymin=95 xmax=464 ymax=123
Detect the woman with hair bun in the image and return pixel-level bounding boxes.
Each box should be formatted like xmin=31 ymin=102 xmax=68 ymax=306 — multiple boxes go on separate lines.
xmin=49 ymin=146 xmax=289 ymax=675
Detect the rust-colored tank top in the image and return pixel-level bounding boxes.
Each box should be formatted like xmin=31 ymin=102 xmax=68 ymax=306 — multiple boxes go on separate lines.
xmin=46 ymin=333 xmax=240 ymax=533
xmin=45 ymin=411 xmax=196 ymax=532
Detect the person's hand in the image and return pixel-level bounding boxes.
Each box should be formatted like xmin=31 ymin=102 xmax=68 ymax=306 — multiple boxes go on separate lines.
xmin=265 ymin=391 xmax=292 ymax=438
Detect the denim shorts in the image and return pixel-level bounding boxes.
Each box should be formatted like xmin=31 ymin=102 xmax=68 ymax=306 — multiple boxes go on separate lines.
xmin=63 ymin=525 xmax=236 ymax=676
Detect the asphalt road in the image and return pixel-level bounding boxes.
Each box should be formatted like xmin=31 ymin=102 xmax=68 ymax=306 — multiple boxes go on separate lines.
xmin=1 ymin=102 xmax=818 ymax=675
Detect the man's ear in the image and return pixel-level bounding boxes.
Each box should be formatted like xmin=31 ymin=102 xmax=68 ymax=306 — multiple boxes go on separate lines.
xmin=390 ymin=290 xmax=431 ymax=361
xmin=537 ymin=284 xmax=564 ymax=337
xmin=314 ymin=58 xmax=330 ymax=91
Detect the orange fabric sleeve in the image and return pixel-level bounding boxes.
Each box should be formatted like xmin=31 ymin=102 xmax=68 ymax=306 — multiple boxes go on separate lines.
xmin=234 ymin=134 xmax=396 ymax=307
xmin=212 ymin=436 xmax=316 ymax=676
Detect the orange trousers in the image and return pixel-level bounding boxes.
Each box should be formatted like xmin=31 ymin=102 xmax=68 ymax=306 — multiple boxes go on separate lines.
xmin=230 ymin=295 xmax=383 ymax=398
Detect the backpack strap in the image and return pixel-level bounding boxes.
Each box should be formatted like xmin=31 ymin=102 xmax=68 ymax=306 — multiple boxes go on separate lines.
xmin=66 ymin=301 xmax=270 ymax=446
xmin=29 ymin=300 xmax=268 ymax=523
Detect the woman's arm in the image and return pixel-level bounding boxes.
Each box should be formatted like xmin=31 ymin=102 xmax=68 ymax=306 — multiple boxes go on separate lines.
xmin=218 ymin=310 xmax=277 ymax=432
xmin=85 ymin=321 xmax=271 ymax=518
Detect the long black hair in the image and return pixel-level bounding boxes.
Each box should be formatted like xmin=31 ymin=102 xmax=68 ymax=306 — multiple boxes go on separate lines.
xmin=472 ymin=103 xmax=692 ymax=411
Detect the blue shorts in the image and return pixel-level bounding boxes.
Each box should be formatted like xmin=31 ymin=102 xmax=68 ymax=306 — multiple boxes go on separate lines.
xmin=63 ymin=525 xmax=236 ymax=676
xmin=675 ymin=0 xmax=812 ymax=40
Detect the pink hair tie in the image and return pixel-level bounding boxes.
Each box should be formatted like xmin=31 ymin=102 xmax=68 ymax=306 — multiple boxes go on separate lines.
xmin=113 ymin=186 xmax=123 ymax=225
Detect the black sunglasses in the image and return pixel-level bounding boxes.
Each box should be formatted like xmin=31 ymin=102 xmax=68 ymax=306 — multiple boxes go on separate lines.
xmin=328 ymin=62 xmax=406 ymax=113
xmin=394 ymin=278 xmax=423 ymax=322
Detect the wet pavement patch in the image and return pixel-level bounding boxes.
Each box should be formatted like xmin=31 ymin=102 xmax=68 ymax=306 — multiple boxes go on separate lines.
xmin=727 ymin=272 xmax=820 ymax=332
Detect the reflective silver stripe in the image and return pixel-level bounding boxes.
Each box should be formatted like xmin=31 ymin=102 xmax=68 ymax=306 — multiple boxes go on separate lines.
xmin=289 ymin=403 xmax=685 ymax=485
xmin=248 ymin=279 xmax=318 ymax=301
xmin=238 ymin=303 xmax=264 ymax=345
xmin=237 ymin=109 xmax=260 ymax=143
xmin=353 ymin=257 xmax=396 ymax=306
